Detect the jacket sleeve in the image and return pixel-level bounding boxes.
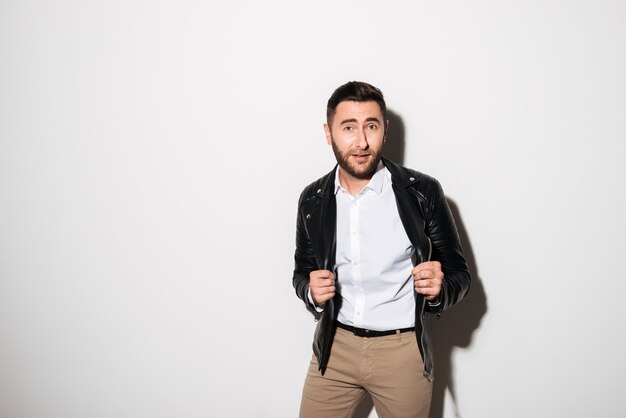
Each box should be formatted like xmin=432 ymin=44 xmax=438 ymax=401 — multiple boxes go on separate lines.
xmin=292 ymin=192 xmax=322 ymax=318
xmin=424 ymin=178 xmax=471 ymax=313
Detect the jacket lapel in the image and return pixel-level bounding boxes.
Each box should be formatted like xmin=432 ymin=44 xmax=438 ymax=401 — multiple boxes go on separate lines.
xmin=301 ymin=169 xmax=337 ymax=271
xmin=384 ymin=158 xmax=432 ymax=265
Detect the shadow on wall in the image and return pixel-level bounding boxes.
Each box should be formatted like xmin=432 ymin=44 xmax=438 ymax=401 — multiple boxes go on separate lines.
xmin=383 ymin=109 xmax=405 ymax=166
xmin=430 ymin=199 xmax=487 ymax=418
xmin=351 ymin=109 xmax=487 ymax=418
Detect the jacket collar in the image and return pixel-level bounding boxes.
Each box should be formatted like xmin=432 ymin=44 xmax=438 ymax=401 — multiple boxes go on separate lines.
xmin=381 ymin=157 xmax=421 ymax=189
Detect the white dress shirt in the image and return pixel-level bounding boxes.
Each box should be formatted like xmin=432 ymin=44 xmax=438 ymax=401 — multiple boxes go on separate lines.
xmin=333 ymin=163 xmax=416 ymax=331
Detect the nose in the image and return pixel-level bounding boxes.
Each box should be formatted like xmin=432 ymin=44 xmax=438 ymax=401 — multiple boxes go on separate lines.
xmin=355 ymin=128 xmax=369 ymax=150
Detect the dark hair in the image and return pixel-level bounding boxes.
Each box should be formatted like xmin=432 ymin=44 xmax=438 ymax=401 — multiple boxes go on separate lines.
xmin=326 ymin=81 xmax=386 ymax=125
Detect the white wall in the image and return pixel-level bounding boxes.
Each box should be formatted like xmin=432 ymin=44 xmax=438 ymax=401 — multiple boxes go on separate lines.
xmin=1 ymin=1 xmax=625 ymax=417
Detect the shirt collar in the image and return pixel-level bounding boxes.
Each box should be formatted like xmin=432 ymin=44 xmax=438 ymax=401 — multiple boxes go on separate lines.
xmin=334 ymin=161 xmax=387 ymax=195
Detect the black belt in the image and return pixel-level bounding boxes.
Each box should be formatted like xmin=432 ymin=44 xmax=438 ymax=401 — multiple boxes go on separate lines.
xmin=336 ymin=321 xmax=415 ymax=338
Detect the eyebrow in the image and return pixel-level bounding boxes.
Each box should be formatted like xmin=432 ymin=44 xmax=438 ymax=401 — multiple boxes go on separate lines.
xmin=339 ymin=117 xmax=382 ymax=125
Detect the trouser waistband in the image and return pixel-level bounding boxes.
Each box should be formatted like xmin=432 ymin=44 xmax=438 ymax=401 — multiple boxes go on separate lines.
xmin=336 ymin=321 xmax=415 ymax=338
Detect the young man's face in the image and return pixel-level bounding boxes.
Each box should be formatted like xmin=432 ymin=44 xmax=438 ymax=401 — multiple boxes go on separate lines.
xmin=324 ymin=100 xmax=386 ymax=180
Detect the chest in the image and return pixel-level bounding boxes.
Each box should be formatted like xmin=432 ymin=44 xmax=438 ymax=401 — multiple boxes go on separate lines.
xmin=335 ymin=187 xmax=413 ymax=272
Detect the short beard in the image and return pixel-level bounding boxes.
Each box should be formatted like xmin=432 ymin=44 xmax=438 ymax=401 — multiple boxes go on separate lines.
xmin=331 ymin=139 xmax=383 ymax=180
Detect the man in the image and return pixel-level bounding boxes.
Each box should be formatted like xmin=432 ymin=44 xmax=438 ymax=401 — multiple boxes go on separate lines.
xmin=292 ymin=81 xmax=470 ymax=418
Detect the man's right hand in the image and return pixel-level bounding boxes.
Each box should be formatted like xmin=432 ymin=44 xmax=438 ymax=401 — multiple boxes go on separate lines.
xmin=309 ymin=270 xmax=336 ymax=308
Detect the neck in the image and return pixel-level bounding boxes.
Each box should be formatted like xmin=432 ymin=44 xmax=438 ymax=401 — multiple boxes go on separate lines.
xmin=338 ymin=168 xmax=371 ymax=196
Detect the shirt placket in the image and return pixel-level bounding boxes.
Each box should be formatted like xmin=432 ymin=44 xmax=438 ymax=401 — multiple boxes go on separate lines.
xmin=351 ymin=195 xmax=365 ymax=327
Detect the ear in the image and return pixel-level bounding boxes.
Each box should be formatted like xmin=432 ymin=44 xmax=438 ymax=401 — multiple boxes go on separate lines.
xmin=324 ymin=123 xmax=332 ymax=145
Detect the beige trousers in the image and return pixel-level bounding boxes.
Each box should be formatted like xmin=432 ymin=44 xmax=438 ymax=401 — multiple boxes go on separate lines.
xmin=299 ymin=326 xmax=432 ymax=418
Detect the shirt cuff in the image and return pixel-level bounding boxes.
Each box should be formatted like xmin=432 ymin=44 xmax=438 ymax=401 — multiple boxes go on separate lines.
xmin=307 ymin=288 xmax=325 ymax=313
xmin=427 ymin=299 xmax=442 ymax=307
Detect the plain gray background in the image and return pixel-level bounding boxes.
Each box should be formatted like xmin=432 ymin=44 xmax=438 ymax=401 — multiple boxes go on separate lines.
xmin=1 ymin=1 xmax=625 ymax=417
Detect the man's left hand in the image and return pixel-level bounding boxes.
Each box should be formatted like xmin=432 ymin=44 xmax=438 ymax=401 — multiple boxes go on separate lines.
xmin=412 ymin=261 xmax=443 ymax=301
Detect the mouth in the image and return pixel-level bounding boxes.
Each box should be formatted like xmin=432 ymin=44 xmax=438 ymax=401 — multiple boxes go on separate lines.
xmin=351 ymin=153 xmax=371 ymax=164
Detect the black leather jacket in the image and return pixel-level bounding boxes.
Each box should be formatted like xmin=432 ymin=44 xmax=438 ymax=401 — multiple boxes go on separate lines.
xmin=292 ymin=157 xmax=470 ymax=380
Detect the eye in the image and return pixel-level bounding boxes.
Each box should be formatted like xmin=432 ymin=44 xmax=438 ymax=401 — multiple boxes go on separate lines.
xmin=344 ymin=126 xmax=354 ymax=132
xmin=367 ymin=124 xmax=378 ymax=130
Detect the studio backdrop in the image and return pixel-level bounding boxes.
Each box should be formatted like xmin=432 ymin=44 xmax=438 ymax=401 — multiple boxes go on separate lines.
xmin=1 ymin=1 xmax=625 ymax=417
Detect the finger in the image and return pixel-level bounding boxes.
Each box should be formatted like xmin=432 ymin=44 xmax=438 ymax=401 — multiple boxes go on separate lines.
xmin=414 ymin=286 xmax=438 ymax=296
xmin=414 ymin=276 xmax=440 ymax=287
xmin=419 ymin=261 xmax=441 ymax=270
xmin=416 ymin=282 xmax=440 ymax=291
xmin=413 ymin=270 xmax=433 ymax=280
xmin=314 ymin=290 xmax=335 ymax=304
xmin=312 ymin=278 xmax=335 ymax=288
xmin=312 ymin=285 xmax=336 ymax=297
xmin=320 ymin=270 xmax=335 ymax=280
xmin=412 ymin=266 xmax=438 ymax=277
xmin=412 ymin=261 xmax=442 ymax=274
xmin=415 ymin=281 xmax=441 ymax=296
xmin=310 ymin=270 xmax=332 ymax=280
xmin=415 ymin=271 xmax=443 ymax=282
xmin=414 ymin=278 xmax=436 ymax=288
xmin=316 ymin=285 xmax=336 ymax=294
xmin=413 ymin=268 xmax=444 ymax=280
